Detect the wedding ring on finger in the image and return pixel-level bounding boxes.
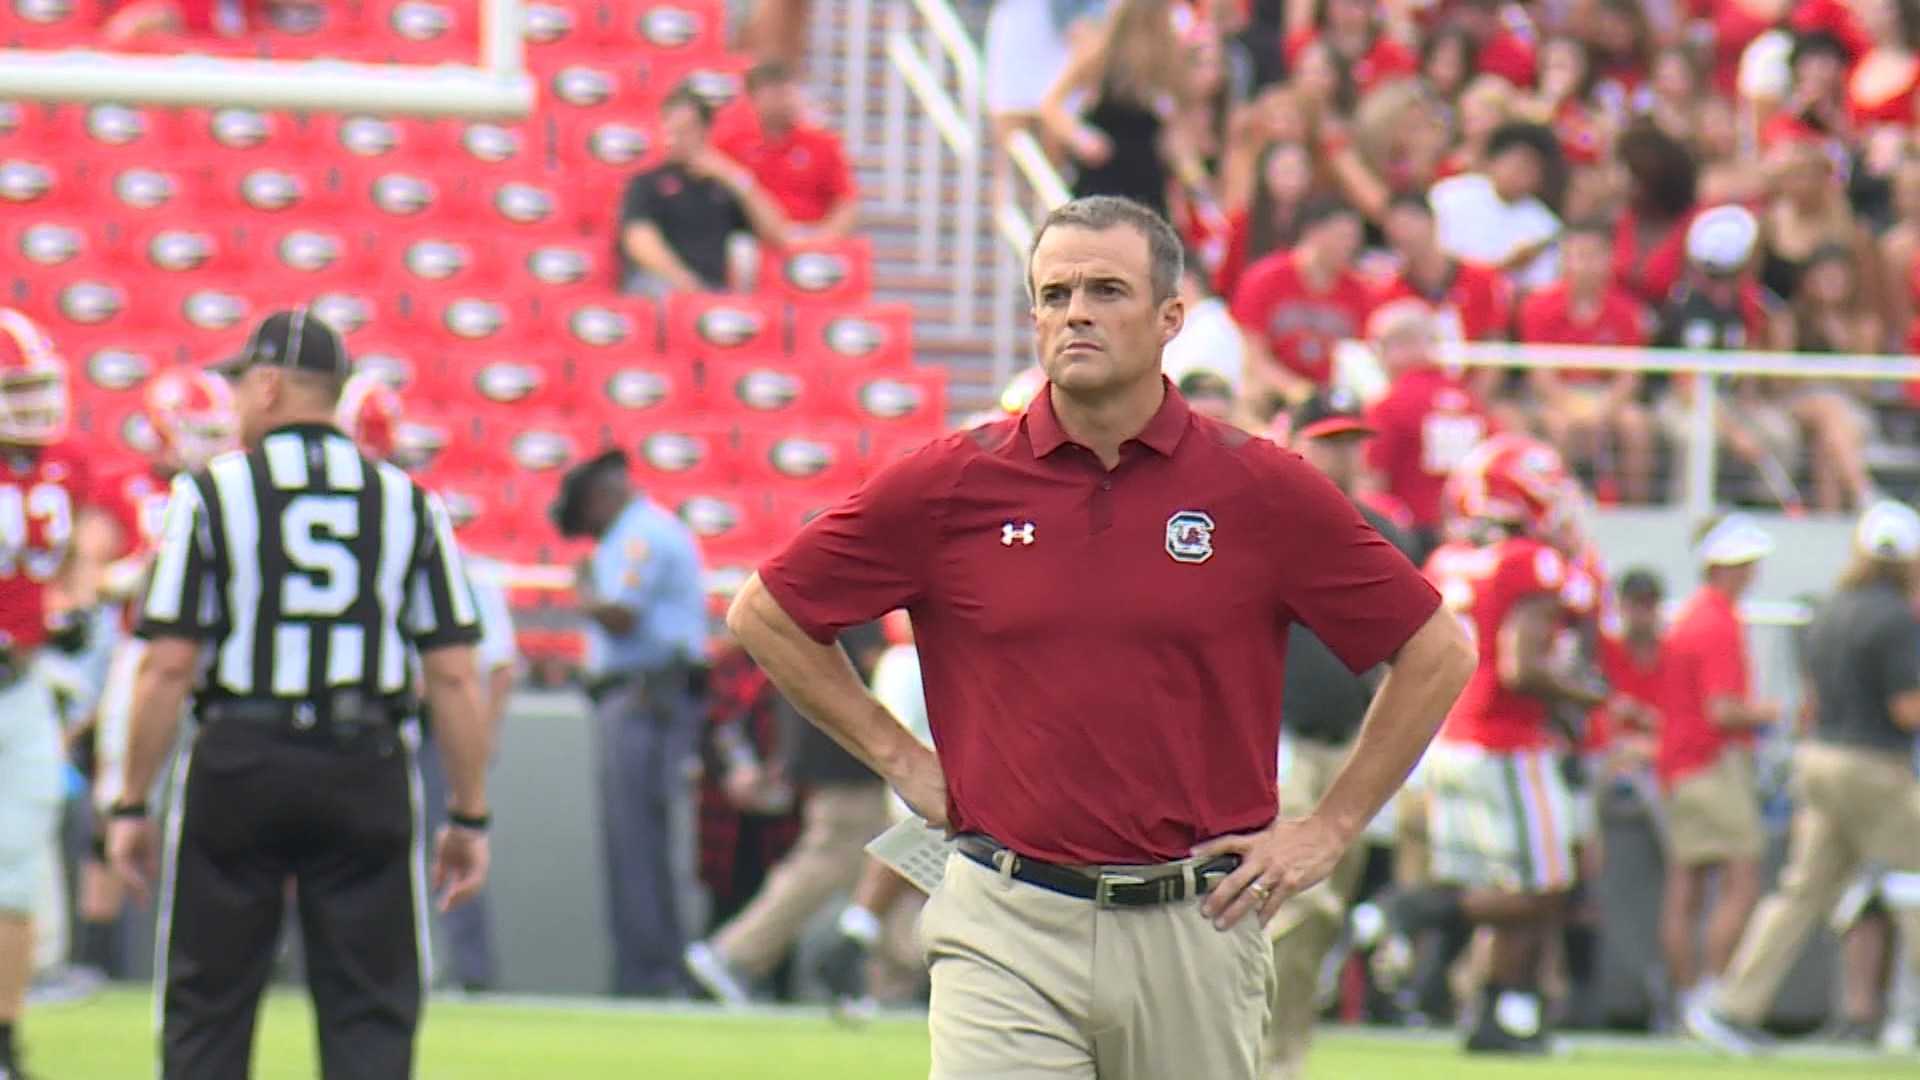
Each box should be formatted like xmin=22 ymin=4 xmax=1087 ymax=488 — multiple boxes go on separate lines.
xmin=1249 ymin=881 xmax=1273 ymax=902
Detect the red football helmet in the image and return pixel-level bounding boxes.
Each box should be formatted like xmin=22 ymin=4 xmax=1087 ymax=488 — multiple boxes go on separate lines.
xmin=1443 ymin=433 xmax=1581 ymax=544
xmin=337 ymin=371 xmax=403 ymax=461
xmin=0 ymin=307 xmax=66 ymax=446
xmin=145 ymin=369 xmax=237 ymax=471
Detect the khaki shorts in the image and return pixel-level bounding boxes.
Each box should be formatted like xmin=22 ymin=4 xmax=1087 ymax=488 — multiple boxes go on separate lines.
xmin=1663 ymin=747 xmax=1765 ymax=866
xmin=0 ymin=673 xmax=64 ymax=913
xmin=1426 ymin=741 xmax=1576 ymax=894
xmin=924 ymin=851 xmax=1275 ymax=1080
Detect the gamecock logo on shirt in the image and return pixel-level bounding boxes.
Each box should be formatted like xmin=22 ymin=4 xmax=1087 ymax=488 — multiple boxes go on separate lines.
xmin=604 ymin=369 xmax=670 ymax=411
xmin=1165 ymin=510 xmax=1216 ymax=565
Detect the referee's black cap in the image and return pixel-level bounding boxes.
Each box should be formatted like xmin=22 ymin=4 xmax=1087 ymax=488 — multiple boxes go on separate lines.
xmin=552 ymin=447 xmax=630 ymax=538
xmin=211 ymin=308 xmax=350 ymax=379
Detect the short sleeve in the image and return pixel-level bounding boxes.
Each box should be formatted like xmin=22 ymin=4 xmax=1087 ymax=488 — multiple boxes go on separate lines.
xmin=1696 ymin=613 xmax=1748 ymax=703
xmin=467 ymin=561 xmax=519 ymax=672
xmin=592 ymin=511 xmax=659 ymax=609
xmin=1264 ymin=449 xmax=1441 ymax=672
xmin=757 ymin=442 xmax=947 ymax=643
xmin=402 ymin=489 xmax=482 ymax=651
xmin=135 ymin=474 xmax=221 ymax=641
xmin=1875 ymin=608 xmax=1920 ymax=699
xmin=620 ymin=172 xmax=660 ymax=225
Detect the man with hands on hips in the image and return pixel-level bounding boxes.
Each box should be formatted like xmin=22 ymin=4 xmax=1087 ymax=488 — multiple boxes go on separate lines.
xmin=728 ymin=195 xmax=1474 ymax=1079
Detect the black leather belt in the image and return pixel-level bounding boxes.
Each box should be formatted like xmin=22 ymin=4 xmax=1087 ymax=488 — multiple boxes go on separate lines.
xmin=202 ymin=693 xmax=410 ymax=737
xmin=955 ymin=834 xmax=1241 ymax=908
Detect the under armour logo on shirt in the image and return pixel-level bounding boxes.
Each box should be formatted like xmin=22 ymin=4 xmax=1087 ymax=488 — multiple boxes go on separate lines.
xmin=1001 ymin=521 xmax=1036 ymax=546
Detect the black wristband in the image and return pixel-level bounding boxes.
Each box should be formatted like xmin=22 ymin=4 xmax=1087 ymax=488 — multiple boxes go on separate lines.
xmin=109 ymin=800 xmax=148 ymax=820
xmin=448 ymin=810 xmax=490 ymax=831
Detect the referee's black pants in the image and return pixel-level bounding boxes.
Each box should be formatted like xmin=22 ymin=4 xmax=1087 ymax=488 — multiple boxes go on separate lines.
xmin=158 ymin=718 xmax=425 ymax=1080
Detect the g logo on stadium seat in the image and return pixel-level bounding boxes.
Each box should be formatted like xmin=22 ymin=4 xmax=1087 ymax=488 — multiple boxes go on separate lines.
xmin=474 ymin=362 xmax=542 ymax=404
xmin=568 ymin=306 xmax=632 ymax=348
xmin=355 ymin=351 xmax=414 ymax=390
xmin=113 ymin=168 xmax=172 ymax=209
xmin=391 ymin=0 xmax=451 ymax=40
xmin=822 ymin=316 xmax=888 ymax=359
xmin=85 ymin=347 xmax=154 ymax=392
xmin=462 ymin=124 xmax=521 ymax=163
xmin=86 ymin=105 xmax=146 ymax=146
xmin=15 ymin=0 xmax=74 ymax=26
xmin=528 ymin=246 xmax=590 ymax=286
xmin=0 ymin=161 xmax=54 ymax=204
xmin=393 ymin=420 xmax=447 ymax=469
xmin=588 ymin=123 xmax=651 ymax=166
xmin=640 ymin=6 xmax=702 ymax=48
xmin=58 ymin=281 xmax=124 ymax=325
xmin=268 ymin=1 xmax=325 ymax=34
xmin=210 ymin=108 xmax=270 ymax=149
xmin=509 ymin=430 xmax=575 ymax=471
xmin=183 ymin=289 xmax=247 ymax=331
xmin=278 ymin=229 xmax=342 ymax=273
xmin=785 ymin=251 xmax=848 ymax=293
xmin=312 ymin=293 xmax=372 ymax=336
xmin=678 ymin=495 xmax=740 ymax=537
xmin=604 ymin=369 xmax=670 ymax=411
xmin=553 ymin=67 xmax=615 ymax=108
xmin=20 ymin=223 xmax=81 ymax=266
xmin=685 ymin=68 xmax=742 ymax=108
xmin=768 ymin=436 xmax=834 ymax=478
xmin=640 ymin=432 xmax=705 ymax=472
xmin=523 ymin=3 xmax=573 ymax=43
xmin=444 ymin=299 xmax=506 ymax=340
xmin=439 ymin=488 xmax=484 ymax=529
xmin=733 ymin=369 xmax=800 ymax=411
xmin=494 ymin=182 xmax=554 ymax=224
xmin=695 ymin=307 xmax=763 ymax=348
xmin=339 ymin=116 xmax=398 ymax=157
xmin=371 ymin=173 xmax=434 ymax=216
xmin=405 ymin=238 xmax=469 ymax=281
xmin=148 ymin=230 xmax=214 ymax=272
xmin=856 ymin=378 xmax=923 ymax=420
xmin=240 ymin=168 xmax=304 ymax=211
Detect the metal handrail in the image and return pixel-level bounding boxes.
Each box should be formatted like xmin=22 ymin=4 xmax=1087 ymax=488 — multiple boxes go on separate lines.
xmin=1439 ymin=342 xmax=1919 ymax=380
xmin=886 ymin=33 xmax=975 ymax=157
xmin=1003 ymin=127 xmax=1073 ymax=213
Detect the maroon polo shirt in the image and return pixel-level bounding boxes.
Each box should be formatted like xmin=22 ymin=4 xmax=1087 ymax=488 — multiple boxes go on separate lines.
xmin=759 ymin=381 xmax=1440 ymax=864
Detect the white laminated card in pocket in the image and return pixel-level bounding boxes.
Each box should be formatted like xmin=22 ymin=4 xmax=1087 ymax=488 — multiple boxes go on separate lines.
xmin=865 ymin=816 xmax=958 ymax=894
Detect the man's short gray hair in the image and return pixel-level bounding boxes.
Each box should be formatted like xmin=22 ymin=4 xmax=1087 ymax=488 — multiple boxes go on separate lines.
xmin=1026 ymin=195 xmax=1185 ymax=304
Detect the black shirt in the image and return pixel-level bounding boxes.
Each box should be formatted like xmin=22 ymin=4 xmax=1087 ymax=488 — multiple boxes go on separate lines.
xmin=1281 ymin=505 xmax=1419 ymax=744
xmin=1805 ymin=581 xmax=1920 ymax=756
xmin=137 ymin=421 xmax=480 ymax=707
xmin=618 ymin=163 xmax=748 ymax=290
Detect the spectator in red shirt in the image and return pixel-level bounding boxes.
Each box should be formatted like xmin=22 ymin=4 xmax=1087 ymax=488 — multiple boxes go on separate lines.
xmin=1231 ymin=197 xmax=1374 ymax=398
xmin=1516 ymin=218 xmax=1657 ymax=503
xmin=729 ymin=195 xmax=1470 ymax=1079
xmin=1363 ymin=299 xmax=1495 ymax=551
xmin=1613 ymin=123 xmax=1699 ymax=306
xmin=1658 ymin=515 xmax=1780 ymax=1024
xmin=713 ymin=61 xmax=860 ymax=239
xmin=1374 ymin=192 xmax=1514 ymax=344
xmin=1285 ymin=0 xmax=1419 ymax=96
xmin=1592 ymin=565 xmax=1666 ymax=773
xmin=1216 ymin=140 xmax=1314 ymax=298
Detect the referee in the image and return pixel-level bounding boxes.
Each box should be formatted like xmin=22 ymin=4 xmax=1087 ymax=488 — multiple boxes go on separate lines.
xmin=104 ymin=310 xmax=493 ymax=1079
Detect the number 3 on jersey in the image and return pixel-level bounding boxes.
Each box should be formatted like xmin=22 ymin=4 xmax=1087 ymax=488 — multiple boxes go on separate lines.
xmin=0 ymin=482 xmax=72 ymax=581
xmin=283 ymin=494 xmax=359 ymax=617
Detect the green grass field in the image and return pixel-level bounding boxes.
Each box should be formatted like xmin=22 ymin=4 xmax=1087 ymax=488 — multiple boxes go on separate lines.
xmin=26 ymin=989 xmax=1918 ymax=1079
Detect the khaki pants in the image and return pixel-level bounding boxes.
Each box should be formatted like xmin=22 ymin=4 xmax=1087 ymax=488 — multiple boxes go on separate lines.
xmin=1265 ymin=736 xmax=1366 ymax=1080
xmin=713 ymin=781 xmax=890 ymax=977
xmin=1717 ymin=743 xmax=1920 ymax=1025
xmin=924 ymin=851 xmax=1276 ymax=1079
xmin=1664 ymin=747 xmax=1764 ymax=867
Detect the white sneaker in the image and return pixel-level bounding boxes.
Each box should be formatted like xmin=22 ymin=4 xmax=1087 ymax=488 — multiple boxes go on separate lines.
xmin=683 ymin=941 xmax=751 ymax=1007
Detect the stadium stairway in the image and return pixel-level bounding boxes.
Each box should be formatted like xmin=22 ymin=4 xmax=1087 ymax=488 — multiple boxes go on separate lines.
xmin=809 ymin=0 xmax=1012 ymax=417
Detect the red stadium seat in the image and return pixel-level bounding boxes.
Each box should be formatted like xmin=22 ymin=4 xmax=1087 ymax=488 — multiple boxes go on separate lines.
xmin=629 ymin=421 xmax=739 ymax=490
xmin=0 ymin=102 xmax=64 ymax=156
xmin=380 ymin=229 xmax=503 ymax=293
xmin=86 ymin=162 xmax=201 ymax=219
xmin=0 ymin=214 xmax=107 ymax=276
xmin=760 ymin=237 xmax=873 ymax=306
xmin=665 ymin=486 xmax=772 ymax=552
xmin=663 ymin=292 xmax=780 ymax=360
xmin=446 ymin=121 xmax=542 ymax=176
xmin=554 ymin=114 xmax=655 ymax=233
xmin=245 ymin=222 xmax=379 ymax=288
xmin=411 ymin=291 xmax=544 ymax=353
xmin=305 ymin=288 xmax=393 ymax=344
xmin=31 ymin=274 xmax=138 ymax=339
xmin=356 ymin=0 xmax=481 ymax=63
xmin=402 ymin=407 xmax=511 ymax=478
xmin=1 ymin=156 xmax=80 ymax=213
xmin=636 ymin=53 xmax=750 ymax=115
xmin=736 ymin=427 xmax=863 ymax=494
xmin=788 ymin=302 xmax=915 ymax=372
xmin=308 ymin=113 xmax=446 ymax=170
xmin=113 ymin=221 xmax=246 ymax=282
xmin=169 ymin=106 xmax=306 ymax=160
xmin=343 ymin=160 xmax=456 ymax=226
xmin=700 ymin=356 xmax=826 ymax=420
xmin=67 ymin=335 xmax=180 ymax=407
xmin=349 ymin=334 xmax=437 ymax=399
xmin=549 ymin=295 xmax=659 ymax=356
xmin=826 ymin=367 xmax=949 ymax=432
xmin=204 ymin=157 xmax=343 ymax=220
xmin=606 ymin=0 xmax=730 ymax=60
xmin=3 ymin=0 xmax=106 ymax=49
xmin=572 ymin=352 xmax=696 ymax=433
xmin=131 ymin=278 xmax=264 ymax=340
xmin=521 ymin=0 xmax=601 ymax=72
xmin=541 ymin=58 xmax=633 ymax=115
xmin=445 ymin=352 xmax=578 ymax=416
xmin=498 ymin=236 xmax=612 ymax=300
xmin=42 ymin=103 xmax=169 ymax=166
xmin=488 ymin=412 xmax=591 ymax=479
xmin=464 ymin=174 xmax=571 ymax=233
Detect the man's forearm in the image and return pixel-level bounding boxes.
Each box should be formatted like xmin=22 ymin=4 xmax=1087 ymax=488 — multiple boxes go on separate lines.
xmin=484 ymin=664 xmax=514 ymax=743
xmin=122 ymin=660 xmax=192 ymax=803
xmin=728 ymin=576 xmax=928 ymax=784
xmin=1312 ymin=610 xmax=1472 ymax=839
xmin=425 ymin=664 xmax=491 ymax=816
xmin=816 ymin=197 xmax=859 ymax=238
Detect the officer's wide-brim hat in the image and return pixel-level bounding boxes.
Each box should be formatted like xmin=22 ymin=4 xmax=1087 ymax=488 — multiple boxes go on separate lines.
xmin=551 ymin=447 xmax=630 ymax=538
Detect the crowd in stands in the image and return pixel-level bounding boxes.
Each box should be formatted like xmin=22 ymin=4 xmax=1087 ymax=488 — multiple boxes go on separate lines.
xmin=986 ymin=0 xmax=1920 ymax=514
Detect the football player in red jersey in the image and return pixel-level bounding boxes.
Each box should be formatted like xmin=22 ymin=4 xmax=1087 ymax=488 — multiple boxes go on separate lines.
xmin=1383 ymin=435 xmax=1609 ymax=1054
xmin=77 ymin=369 xmax=235 ymax=979
xmin=1363 ymin=300 xmax=1496 ymax=554
xmin=0 ymin=308 xmax=107 ymax=1078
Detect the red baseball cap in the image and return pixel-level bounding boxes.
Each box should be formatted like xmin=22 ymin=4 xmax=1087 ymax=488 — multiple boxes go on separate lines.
xmin=1290 ymin=387 xmax=1375 ymax=441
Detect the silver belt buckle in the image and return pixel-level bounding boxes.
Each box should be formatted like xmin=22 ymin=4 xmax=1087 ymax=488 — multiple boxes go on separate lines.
xmin=1094 ymin=872 xmax=1146 ymax=909
xmin=293 ymin=703 xmax=318 ymax=731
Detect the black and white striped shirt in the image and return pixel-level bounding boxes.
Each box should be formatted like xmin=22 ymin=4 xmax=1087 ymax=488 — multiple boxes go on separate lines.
xmin=136 ymin=422 xmax=480 ymax=702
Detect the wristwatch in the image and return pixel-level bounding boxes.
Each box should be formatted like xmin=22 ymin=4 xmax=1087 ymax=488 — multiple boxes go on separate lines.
xmin=108 ymin=799 xmax=148 ymax=820
xmin=448 ymin=809 xmax=491 ymax=832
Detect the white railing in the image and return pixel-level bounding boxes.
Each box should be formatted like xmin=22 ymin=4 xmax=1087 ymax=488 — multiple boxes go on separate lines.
xmin=1430 ymin=342 xmax=1919 ymax=520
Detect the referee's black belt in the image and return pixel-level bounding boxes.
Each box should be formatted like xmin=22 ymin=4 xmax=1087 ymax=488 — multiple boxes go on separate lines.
xmin=955 ymin=835 xmax=1242 ymax=909
xmin=202 ymin=693 xmax=411 ymax=734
